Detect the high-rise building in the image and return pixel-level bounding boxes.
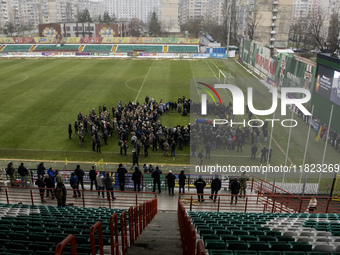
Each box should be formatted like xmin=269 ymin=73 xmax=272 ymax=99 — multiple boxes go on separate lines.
xmin=235 ymin=0 xmax=293 ymax=48
xmin=78 ymin=0 xmax=105 ymax=21
xmin=179 ymin=0 xmax=224 ymax=26
xmin=161 ymin=0 xmax=180 ymax=32
xmin=104 ymin=0 xmax=161 ymax=24
xmin=291 ymin=0 xmax=314 ymax=21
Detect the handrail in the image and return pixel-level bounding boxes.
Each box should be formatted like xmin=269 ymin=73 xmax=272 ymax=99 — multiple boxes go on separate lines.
xmin=120 ymin=210 xmax=128 ymax=255
xmin=109 ymin=213 xmax=119 ymax=255
xmin=128 ymin=206 xmax=135 ymax=246
xmin=90 ymin=221 xmax=104 ymax=255
xmin=134 ymin=206 xmax=139 ymax=239
xmin=196 ymin=240 xmax=206 ymax=255
xmin=139 ymin=203 xmax=143 ymax=234
xmin=55 ymin=234 xmax=77 ymax=255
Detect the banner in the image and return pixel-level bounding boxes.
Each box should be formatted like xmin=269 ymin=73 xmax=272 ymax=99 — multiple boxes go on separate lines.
xmin=0 ymin=37 xmax=15 ymax=44
xmin=35 ymin=37 xmax=58 ymax=43
xmin=254 ymin=45 xmax=272 ymax=75
xmin=275 ymin=54 xmax=316 ymax=95
xmin=242 ymin=39 xmax=251 ymax=64
xmin=13 ymin=37 xmax=35 ymax=44
xmin=80 ymin=37 xmax=103 ymax=44
xmin=210 ymin=53 xmax=225 ymax=58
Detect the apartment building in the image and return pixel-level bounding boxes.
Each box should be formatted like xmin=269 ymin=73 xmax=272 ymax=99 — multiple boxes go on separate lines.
xmin=179 ymin=0 xmax=224 ymax=25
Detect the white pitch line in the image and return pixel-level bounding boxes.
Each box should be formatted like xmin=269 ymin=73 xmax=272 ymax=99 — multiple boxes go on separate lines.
xmin=125 ymin=75 xmax=144 ymax=92
xmin=134 ymin=66 xmax=152 ymax=102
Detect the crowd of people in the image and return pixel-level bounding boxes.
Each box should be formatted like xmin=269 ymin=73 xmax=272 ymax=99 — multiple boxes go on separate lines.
xmin=69 ymin=96 xmax=192 ymax=158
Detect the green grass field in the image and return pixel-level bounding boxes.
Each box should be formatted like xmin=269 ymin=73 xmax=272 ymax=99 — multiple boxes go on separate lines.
xmin=0 ymin=57 xmax=338 ymax=193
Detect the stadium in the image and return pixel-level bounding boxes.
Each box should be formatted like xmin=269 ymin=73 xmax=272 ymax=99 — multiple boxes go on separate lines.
xmin=0 ymin=34 xmax=340 ymax=255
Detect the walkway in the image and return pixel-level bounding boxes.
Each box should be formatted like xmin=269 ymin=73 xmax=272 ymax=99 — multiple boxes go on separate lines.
xmin=127 ymin=210 xmax=182 ymax=255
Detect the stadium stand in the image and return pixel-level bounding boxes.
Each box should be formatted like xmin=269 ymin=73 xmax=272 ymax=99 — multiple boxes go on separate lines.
xmin=116 ymin=45 xmax=163 ymax=52
xmin=1 ymin=45 xmax=32 ymax=52
xmin=168 ymin=45 xmax=199 ymax=53
xmin=82 ymin=45 xmax=113 ymax=52
xmin=34 ymin=44 xmax=80 ymax=51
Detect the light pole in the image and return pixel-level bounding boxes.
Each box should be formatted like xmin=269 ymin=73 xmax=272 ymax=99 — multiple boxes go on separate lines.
xmin=226 ymin=1 xmax=231 ymax=59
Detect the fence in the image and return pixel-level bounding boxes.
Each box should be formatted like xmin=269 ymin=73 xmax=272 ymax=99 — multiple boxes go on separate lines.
xmin=0 ymin=185 xmax=157 ymax=209
xmin=55 ymin=196 xmax=157 ymax=255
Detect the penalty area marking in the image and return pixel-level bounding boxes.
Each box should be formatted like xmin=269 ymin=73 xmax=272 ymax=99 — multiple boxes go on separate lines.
xmin=0 ymin=74 xmax=29 ymax=86
xmin=124 ymin=75 xmax=145 ymax=92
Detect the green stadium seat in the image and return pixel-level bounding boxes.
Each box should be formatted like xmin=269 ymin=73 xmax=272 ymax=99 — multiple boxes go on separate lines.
xmin=234 ymin=251 xmax=257 ymax=255
xmin=28 ymin=233 xmax=50 ymax=242
xmin=82 ymin=45 xmax=113 ymax=52
xmin=34 ymin=44 xmax=80 ymax=51
xmin=209 ymin=250 xmax=233 ymax=255
xmin=219 ymin=234 xmax=238 ymax=241
xmin=248 ymin=243 xmax=270 ymax=251
xmin=282 ymin=252 xmax=305 ymax=255
xmin=238 ymin=235 xmax=258 ymax=241
xmin=205 ymin=239 xmax=226 ymax=249
xmin=265 ymin=231 xmax=281 ymax=236
xmin=248 ymin=230 xmax=265 ymax=236
xmin=199 ymin=228 xmax=214 ymax=235
xmin=34 ymin=251 xmax=55 ymax=255
xmin=168 ymin=45 xmax=199 ymax=53
xmin=226 ymin=241 xmax=247 ymax=250
xmin=28 ymin=243 xmax=50 ymax=251
xmin=201 ymin=233 xmax=220 ymax=241
xmin=291 ymin=243 xmax=313 ymax=251
xmin=268 ymin=241 xmax=291 ymax=251
xmin=258 ymin=235 xmax=277 ymax=242
xmin=116 ymin=45 xmax=163 ymax=53
xmin=2 ymin=45 xmax=32 ymax=52
xmin=277 ymin=236 xmax=295 ymax=241
xmin=231 ymin=230 xmax=248 ymax=236
xmin=6 ymin=249 xmax=34 ymax=255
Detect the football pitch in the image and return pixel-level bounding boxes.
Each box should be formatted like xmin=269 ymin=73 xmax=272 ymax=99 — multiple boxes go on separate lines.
xmin=0 ymin=57 xmax=338 ymax=190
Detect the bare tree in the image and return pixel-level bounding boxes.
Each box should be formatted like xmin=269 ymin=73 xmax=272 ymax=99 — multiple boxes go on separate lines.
xmin=181 ymin=19 xmax=202 ymax=37
xmin=327 ymin=12 xmax=340 ymax=56
xmin=306 ymin=11 xmax=327 ymax=52
xmin=247 ymin=9 xmax=262 ymax=41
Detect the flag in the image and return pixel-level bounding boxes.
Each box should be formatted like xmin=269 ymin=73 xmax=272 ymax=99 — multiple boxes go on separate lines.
xmin=150 ymin=98 xmax=153 ymax=110
xmin=315 ymin=124 xmax=323 ymax=141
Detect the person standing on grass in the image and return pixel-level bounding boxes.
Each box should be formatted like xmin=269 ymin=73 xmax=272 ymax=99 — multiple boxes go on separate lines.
xmin=117 ymin=163 xmax=128 ymax=191
xmin=166 ymin=170 xmax=176 ymax=196
xmin=194 ymin=176 xmax=206 ymax=202
xmin=70 ymin=172 xmax=80 ymax=198
xmin=178 ymin=170 xmax=186 ymax=194
xmin=68 ymin=124 xmax=72 ymax=140
xmin=104 ymin=173 xmax=116 ymax=200
xmin=209 ymin=175 xmax=221 ymax=202
xmin=131 ymin=149 xmax=139 ymax=169
xmin=18 ymin=163 xmax=29 ymax=187
xmin=251 ymin=144 xmax=257 ymax=159
xmin=75 ymin=165 xmax=85 ymax=190
xmin=35 ymin=174 xmax=46 ymax=203
xmin=132 ymin=167 xmax=142 ymax=192
xmin=89 ymin=166 xmax=97 ymax=190
xmin=260 ymin=147 xmax=268 ymax=162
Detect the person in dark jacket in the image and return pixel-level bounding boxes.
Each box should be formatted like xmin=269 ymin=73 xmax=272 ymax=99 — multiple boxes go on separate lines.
xmin=166 ymin=170 xmax=176 ymax=196
xmin=74 ymin=165 xmax=85 ymax=190
xmin=152 ymin=166 xmax=162 ymax=193
xmin=35 ymin=175 xmax=46 ymax=202
xmin=89 ymin=166 xmax=97 ymax=190
xmin=104 ymin=174 xmax=116 ymax=200
xmin=178 ymin=170 xmax=186 ymax=193
xmin=55 ymin=182 xmax=67 ymax=207
xmin=18 ymin=163 xmax=29 ymax=187
xmin=260 ymin=147 xmax=268 ymax=162
xmin=131 ymin=149 xmax=139 ymax=169
xmin=70 ymin=172 xmax=80 ymax=197
xmin=6 ymin=161 xmax=16 ymax=186
xmin=132 ymin=167 xmax=142 ymax=192
xmin=194 ymin=176 xmax=206 ymax=202
xmin=44 ymin=174 xmax=55 ymax=199
xmin=251 ymin=144 xmax=257 ymax=159
xmin=117 ymin=163 xmax=128 ymax=191
xmin=209 ymin=175 xmax=222 ymax=202
xmin=68 ymin=124 xmax=72 ymax=140
xmin=230 ymin=178 xmax=240 ymax=204
xmin=37 ymin=162 xmax=46 ymax=177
